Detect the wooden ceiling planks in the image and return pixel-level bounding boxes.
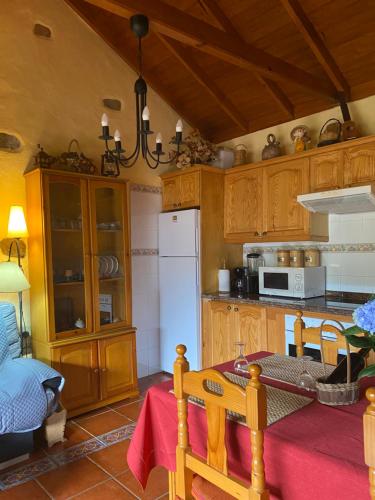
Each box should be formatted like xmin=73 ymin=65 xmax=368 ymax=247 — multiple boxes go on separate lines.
xmin=65 ymin=0 xmax=375 ymax=143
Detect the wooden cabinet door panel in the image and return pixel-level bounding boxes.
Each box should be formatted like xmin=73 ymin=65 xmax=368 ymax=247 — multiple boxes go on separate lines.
xmin=235 ymin=304 xmax=267 ymax=355
xmin=52 ymin=341 xmax=99 ymax=411
xmin=210 ymin=301 xmax=237 ymax=366
xmin=263 ymin=159 xmax=309 ymax=238
xmin=310 ymin=151 xmax=343 ymax=192
xmin=99 ymin=333 xmax=137 ymax=400
xmin=344 ymin=143 xmax=375 ymax=186
xmin=162 ymin=177 xmax=180 ymax=211
xmin=179 ymin=171 xmax=200 ymax=208
xmin=224 ymin=168 xmax=263 ymax=240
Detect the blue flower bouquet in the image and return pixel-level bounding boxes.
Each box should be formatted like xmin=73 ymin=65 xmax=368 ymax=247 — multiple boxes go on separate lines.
xmin=343 ymin=296 xmax=375 ymax=379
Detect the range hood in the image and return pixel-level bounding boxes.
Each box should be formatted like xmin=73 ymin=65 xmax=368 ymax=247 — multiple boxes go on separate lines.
xmin=297 ymin=185 xmax=375 ymax=214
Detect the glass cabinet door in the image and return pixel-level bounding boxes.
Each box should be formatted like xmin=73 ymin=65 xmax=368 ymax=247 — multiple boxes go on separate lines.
xmin=90 ymin=181 xmax=131 ymax=331
xmin=45 ymin=176 xmax=91 ymax=336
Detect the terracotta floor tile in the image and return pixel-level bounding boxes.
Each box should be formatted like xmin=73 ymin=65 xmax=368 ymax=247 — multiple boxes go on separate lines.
xmin=110 ymin=396 xmax=144 ymax=409
xmin=73 ymin=479 xmax=137 ymax=499
xmin=77 ymin=410 xmax=131 ymax=436
xmin=139 ymin=373 xmax=172 ymax=396
xmin=0 ymin=480 xmax=49 ymax=499
xmin=117 ymin=466 xmax=169 ymax=499
xmin=37 ymin=457 xmax=109 ymax=499
xmin=89 ymin=440 xmax=130 ymax=476
xmin=114 ymin=401 xmax=144 ymax=421
xmin=74 ymin=407 xmax=112 ymax=422
xmin=45 ymin=422 xmax=92 ymax=455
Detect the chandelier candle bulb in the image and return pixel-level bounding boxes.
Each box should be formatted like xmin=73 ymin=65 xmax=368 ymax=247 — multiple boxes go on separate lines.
xmin=176 ymin=118 xmax=183 ymax=143
xmin=114 ymin=129 xmax=121 ymax=141
xmin=156 ymin=133 xmax=162 ymax=153
xmin=100 ymin=113 xmax=111 ymax=139
xmin=142 ymin=106 xmax=150 ymax=132
xmin=101 ymin=113 xmax=109 ymax=126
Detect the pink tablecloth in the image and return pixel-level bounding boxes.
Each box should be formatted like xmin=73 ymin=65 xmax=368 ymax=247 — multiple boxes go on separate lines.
xmin=127 ymin=352 xmax=374 ymax=500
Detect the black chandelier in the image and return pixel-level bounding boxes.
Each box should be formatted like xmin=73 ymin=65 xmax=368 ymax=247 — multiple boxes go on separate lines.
xmin=99 ymin=14 xmax=183 ymax=175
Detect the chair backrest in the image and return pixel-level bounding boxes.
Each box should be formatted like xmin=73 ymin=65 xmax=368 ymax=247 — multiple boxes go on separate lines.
xmin=293 ymin=310 xmax=356 ymax=366
xmin=0 ymin=302 xmax=21 ymax=359
xmin=173 ymin=344 xmax=269 ymax=500
xmin=364 ymin=387 xmax=375 ymax=500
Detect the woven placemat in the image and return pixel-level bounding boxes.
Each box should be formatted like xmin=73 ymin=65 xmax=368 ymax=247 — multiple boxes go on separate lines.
xmin=170 ymin=372 xmax=313 ymax=427
xmin=238 ymin=354 xmax=335 ymax=387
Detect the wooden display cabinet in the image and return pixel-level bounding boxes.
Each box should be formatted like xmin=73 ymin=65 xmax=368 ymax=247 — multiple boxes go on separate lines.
xmin=25 ymin=168 xmax=138 ymax=416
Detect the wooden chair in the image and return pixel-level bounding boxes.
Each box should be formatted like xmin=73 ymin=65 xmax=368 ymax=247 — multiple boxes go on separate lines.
xmin=173 ymin=344 xmax=269 ymax=500
xmin=364 ymin=387 xmax=375 ymax=500
xmin=294 ymin=310 xmax=356 ymax=366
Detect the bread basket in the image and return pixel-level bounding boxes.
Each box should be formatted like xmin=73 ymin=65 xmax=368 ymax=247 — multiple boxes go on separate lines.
xmin=315 ymin=319 xmax=360 ymax=406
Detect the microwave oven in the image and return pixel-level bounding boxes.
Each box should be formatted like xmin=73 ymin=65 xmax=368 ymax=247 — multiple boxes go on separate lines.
xmin=258 ymin=266 xmax=325 ymax=299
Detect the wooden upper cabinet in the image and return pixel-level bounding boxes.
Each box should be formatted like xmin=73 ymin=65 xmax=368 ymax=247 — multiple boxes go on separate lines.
xmin=224 ymin=168 xmax=263 ymax=241
xmin=52 ymin=341 xmax=99 ymax=411
xmin=179 ymin=171 xmax=200 ymax=208
xmin=162 ymin=176 xmax=181 ymax=211
xmin=263 ymin=158 xmax=310 ymax=239
xmin=162 ymin=170 xmax=200 ymax=211
xmin=98 ymin=333 xmax=137 ymax=400
xmin=344 ymin=142 xmax=375 ymax=186
xmin=310 ymin=151 xmax=343 ymax=192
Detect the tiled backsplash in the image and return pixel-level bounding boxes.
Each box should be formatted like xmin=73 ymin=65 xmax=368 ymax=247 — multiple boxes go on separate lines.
xmin=243 ymin=212 xmax=375 ymax=294
xmin=130 ymin=184 xmax=161 ymax=378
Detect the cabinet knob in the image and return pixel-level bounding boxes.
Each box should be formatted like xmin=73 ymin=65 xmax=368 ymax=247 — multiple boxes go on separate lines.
xmin=178 ymin=202 xmax=181 ymax=207
xmin=234 ymin=307 xmax=239 ymax=312
xmin=227 ymin=305 xmax=231 ymax=310
xmin=101 ymin=368 xmax=107 ymax=372
xmin=254 ymin=231 xmax=259 ymax=236
xmin=93 ymin=368 xmax=99 ymax=373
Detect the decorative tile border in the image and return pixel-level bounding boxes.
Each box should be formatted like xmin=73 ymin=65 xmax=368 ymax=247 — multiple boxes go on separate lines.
xmin=244 ymin=243 xmax=375 ymax=253
xmin=131 ymin=248 xmax=159 ymax=256
xmin=131 ymin=182 xmax=162 ymax=194
xmin=0 ymin=422 xmax=136 ymax=490
xmin=0 ymin=457 xmax=56 ymax=490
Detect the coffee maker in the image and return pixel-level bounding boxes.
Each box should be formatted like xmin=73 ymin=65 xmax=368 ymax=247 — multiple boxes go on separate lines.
xmin=246 ymin=253 xmax=265 ymax=294
xmin=231 ymin=267 xmax=250 ymax=296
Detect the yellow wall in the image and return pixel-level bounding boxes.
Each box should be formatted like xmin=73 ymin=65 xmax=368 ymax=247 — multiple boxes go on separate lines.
xmin=222 ymin=95 xmax=375 ymax=162
xmin=0 ymin=0 xmax=191 ymax=326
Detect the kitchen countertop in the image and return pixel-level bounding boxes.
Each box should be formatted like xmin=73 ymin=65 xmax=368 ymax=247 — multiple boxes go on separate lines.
xmin=201 ymin=292 xmax=365 ymax=317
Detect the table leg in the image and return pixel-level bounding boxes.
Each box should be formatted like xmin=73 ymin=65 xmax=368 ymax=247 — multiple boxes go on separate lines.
xmin=169 ymin=471 xmax=176 ymax=500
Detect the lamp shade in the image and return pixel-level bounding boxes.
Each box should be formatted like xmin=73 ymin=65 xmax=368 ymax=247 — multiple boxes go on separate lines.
xmin=7 ymin=206 xmax=28 ymax=238
xmin=0 ymin=262 xmax=30 ymax=292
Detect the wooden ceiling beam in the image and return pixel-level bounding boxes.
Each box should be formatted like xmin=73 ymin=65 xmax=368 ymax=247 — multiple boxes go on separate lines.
xmin=82 ymin=0 xmax=337 ymax=99
xmin=280 ymin=0 xmax=350 ymax=98
xmin=65 ymin=0 xmax=202 ymax=132
xmin=156 ymin=34 xmax=248 ymax=133
xmin=199 ymin=0 xmax=294 ymax=120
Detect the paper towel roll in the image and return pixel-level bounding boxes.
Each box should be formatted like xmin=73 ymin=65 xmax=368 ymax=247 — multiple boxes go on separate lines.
xmin=218 ymin=269 xmax=230 ymax=292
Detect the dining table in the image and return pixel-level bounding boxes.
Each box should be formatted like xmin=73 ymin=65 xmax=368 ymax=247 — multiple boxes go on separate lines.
xmin=127 ymin=351 xmax=374 ymax=500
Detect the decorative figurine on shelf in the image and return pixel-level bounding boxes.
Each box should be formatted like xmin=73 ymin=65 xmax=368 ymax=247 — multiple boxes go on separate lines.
xmin=291 ymin=125 xmax=311 ymax=153
xmin=34 ymin=144 xmax=56 ymax=169
xmin=262 ymin=134 xmax=282 ymax=160
xmin=169 ymin=129 xmax=216 ymax=169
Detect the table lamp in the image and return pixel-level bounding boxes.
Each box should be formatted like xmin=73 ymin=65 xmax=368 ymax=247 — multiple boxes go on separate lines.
xmin=0 ymin=205 xmax=30 ymax=355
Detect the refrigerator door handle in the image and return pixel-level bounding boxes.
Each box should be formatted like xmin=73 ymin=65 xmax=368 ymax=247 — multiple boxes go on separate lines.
xmin=196 ymin=259 xmax=199 ymax=287
xmin=195 ymin=227 xmax=199 ymax=256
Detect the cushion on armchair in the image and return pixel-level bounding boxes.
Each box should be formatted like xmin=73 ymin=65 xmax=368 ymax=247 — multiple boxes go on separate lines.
xmin=0 ymin=302 xmax=21 ymax=359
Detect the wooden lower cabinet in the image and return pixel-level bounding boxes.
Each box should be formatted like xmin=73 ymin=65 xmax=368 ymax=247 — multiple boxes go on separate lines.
xmin=202 ymin=300 xmax=267 ymax=368
xmin=52 ymin=331 xmax=138 ymax=416
xmin=52 ymin=340 xmax=99 ymax=411
xmin=99 ymin=334 xmax=137 ymax=400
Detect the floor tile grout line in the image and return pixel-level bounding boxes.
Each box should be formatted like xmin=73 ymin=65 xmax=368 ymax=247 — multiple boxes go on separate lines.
xmin=86 ymin=455 xmax=140 ymax=499
xmin=66 ymin=477 xmax=114 ymax=499
xmin=111 ymin=397 xmax=144 ymax=410
xmin=70 ymin=419 xmax=108 ymax=442
xmin=72 ymin=406 xmax=115 ymax=423
xmin=34 ymin=477 xmax=54 ymax=499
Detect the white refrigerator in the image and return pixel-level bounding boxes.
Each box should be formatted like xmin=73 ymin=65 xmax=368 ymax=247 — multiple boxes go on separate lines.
xmin=159 ymin=209 xmax=201 ymax=372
